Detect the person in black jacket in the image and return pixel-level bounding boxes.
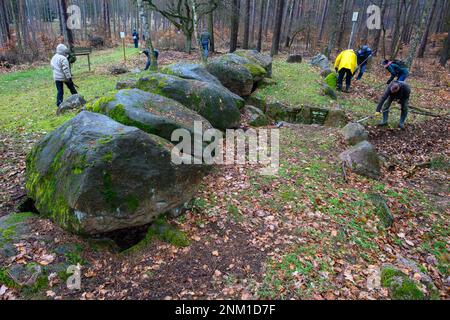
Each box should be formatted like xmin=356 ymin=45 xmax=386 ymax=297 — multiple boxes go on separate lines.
xmin=376 ymin=81 xmax=411 ymax=130
xmin=132 ymin=29 xmax=140 ymax=48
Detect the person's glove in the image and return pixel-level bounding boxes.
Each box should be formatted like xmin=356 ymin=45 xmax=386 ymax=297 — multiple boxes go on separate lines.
xmin=335 ymin=68 xmax=338 ymax=73
xmin=374 ymin=112 xmax=382 ymax=118
xmin=386 ymin=80 xmax=392 ymax=85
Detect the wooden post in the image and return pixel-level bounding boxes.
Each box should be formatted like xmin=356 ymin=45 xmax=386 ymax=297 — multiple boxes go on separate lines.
xmin=120 ymin=31 xmax=126 ymax=63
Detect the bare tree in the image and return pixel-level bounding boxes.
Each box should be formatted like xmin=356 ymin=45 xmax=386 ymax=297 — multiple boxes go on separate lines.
xmin=257 ymin=0 xmax=266 ymax=52
xmin=417 ymin=0 xmax=438 ymax=58
xmin=143 ymin=0 xmax=218 ymax=53
xmin=271 ymin=0 xmax=286 ymax=56
xmin=243 ymin=0 xmax=251 ymax=49
xmin=230 ymin=0 xmax=240 ymax=52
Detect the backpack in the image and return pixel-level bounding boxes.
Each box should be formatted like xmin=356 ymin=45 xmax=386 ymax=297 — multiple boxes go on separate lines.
xmin=392 ymin=59 xmax=407 ymax=69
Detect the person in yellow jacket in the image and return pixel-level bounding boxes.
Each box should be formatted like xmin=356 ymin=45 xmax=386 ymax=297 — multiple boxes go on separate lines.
xmin=334 ymin=49 xmax=357 ymax=93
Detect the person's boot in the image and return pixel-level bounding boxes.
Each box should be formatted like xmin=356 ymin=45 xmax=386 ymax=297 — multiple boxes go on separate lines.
xmin=344 ymin=86 xmax=351 ymax=93
xmin=398 ymin=123 xmax=406 ymax=131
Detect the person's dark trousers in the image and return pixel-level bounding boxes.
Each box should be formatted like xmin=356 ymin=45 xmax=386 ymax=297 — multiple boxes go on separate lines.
xmin=337 ymin=68 xmax=353 ymax=91
xmin=134 ymin=40 xmax=139 ymax=48
xmin=201 ymin=41 xmax=209 ymax=58
xmin=56 ymin=81 xmax=78 ymax=107
xmin=144 ymin=59 xmax=151 ymax=71
xmin=357 ymin=64 xmax=367 ymax=80
xmin=380 ymin=98 xmax=409 ymax=127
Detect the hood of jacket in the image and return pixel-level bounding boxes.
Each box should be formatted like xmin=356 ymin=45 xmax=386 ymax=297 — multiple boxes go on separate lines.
xmin=56 ymin=44 xmax=69 ymax=56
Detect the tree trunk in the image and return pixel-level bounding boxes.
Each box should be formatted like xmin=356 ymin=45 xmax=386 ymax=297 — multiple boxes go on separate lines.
xmin=324 ymin=0 xmax=343 ymax=58
xmin=207 ymin=0 xmax=215 ymax=52
xmin=439 ymin=30 xmax=450 ymax=66
xmin=336 ymin=0 xmax=348 ymax=50
xmin=0 ymin=0 xmax=11 ymax=43
xmin=417 ymin=0 xmax=438 ymax=58
xmin=318 ymin=0 xmax=329 ymax=44
xmin=406 ymin=1 xmax=432 ymax=68
xmin=372 ymin=0 xmax=386 ymax=54
xmin=230 ymin=0 xmax=240 ymax=52
xmin=257 ymin=0 xmax=266 ymax=52
xmin=243 ymin=0 xmax=251 ymax=49
xmin=189 ymin=0 xmax=204 ymax=62
xmin=59 ymin=0 xmax=74 ymax=49
xmin=137 ymin=0 xmax=157 ymax=70
xmin=285 ymin=0 xmax=297 ymax=48
xmin=271 ymin=0 xmax=286 ymax=56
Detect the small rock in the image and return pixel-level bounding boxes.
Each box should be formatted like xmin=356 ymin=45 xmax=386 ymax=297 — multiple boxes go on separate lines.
xmin=321 ymin=84 xmax=337 ymax=100
xmin=339 ymin=141 xmax=381 ymax=179
xmin=287 ymin=54 xmax=303 ymax=63
xmin=310 ymin=53 xmax=330 ymax=70
xmin=320 ymin=68 xmax=333 ymax=78
xmin=108 ymin=65 xmax=129 ymax=75
xmin=116 ymin=78 xmax=138 ymax=90
xmin=57 ymin=94 xmax=86 ymax=115
xmin=342 ymin=122 xmax=369 ymax=145
xmin=243 ymin=105 xmax=270 ymax=127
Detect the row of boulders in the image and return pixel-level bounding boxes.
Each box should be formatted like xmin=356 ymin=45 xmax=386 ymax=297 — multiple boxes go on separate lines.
xmin=26 ymin=50 xmax=274 ymax=235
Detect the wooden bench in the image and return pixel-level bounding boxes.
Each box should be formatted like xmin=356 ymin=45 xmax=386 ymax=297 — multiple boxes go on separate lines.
xmin=73 ymin=47 xmax=93 ymax=71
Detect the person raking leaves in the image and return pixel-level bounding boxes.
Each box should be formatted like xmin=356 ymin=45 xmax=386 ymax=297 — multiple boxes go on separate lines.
xmin=355 ymin=45 xmax=373 ymax=80
xmin=51 ymin=44 xmax=78 ymax=108
xmin=375 ymin=81 xmax=411 ymax=130
xmin=334 ymin=49 xmax=358 ymax=93
xmin=382 ymin=59 xmax=409 ymax=84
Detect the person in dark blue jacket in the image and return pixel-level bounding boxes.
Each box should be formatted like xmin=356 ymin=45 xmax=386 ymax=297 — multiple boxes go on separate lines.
xmin=383 ymin=60 xmax=409 ymax=84
xmin=132 ymin=29 xmax=139 ymax=48
xmin=356 ymin=45 xmax=373 ymax=80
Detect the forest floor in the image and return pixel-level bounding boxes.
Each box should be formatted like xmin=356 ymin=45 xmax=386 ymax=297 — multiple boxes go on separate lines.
xmin=0 ymin=47 xmax=448 ymax=300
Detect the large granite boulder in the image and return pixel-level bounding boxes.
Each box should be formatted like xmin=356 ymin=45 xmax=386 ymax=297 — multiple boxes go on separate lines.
xmin=206 ymin=53 xmax=267 ymax=97
xmin=120 ymin=73 xmax=244 ymax=130
xmin=339 ymin=141 xmax=381 ymax=179
xmin=87 ymin=89 xmax=212 ymax=142
xmin=310 ymin=54 xmax=330 ymax=70
xmin=25 ymin=111 xmax=208 ymax=235
xmin=342 ymin=122 xmax=369 ymax=145
xmin=235 ymin=49 xmax=273 ymax=77
xmin=161 ymin=63 xmax=222 ymax=86
xmin=57 ymin=94 xmax=86 ymax=115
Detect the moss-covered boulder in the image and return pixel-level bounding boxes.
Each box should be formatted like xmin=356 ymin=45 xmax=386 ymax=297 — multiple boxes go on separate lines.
xmin=25 ymin=111 xmax=208 ymax=235
xmin=243 ymin=105 xmax=271 ymax=127
xmin=161 ymin=63 xmax=222 ymax=86
xmin=381 ymin=265 xmax=440 ymax=300
xmin=87 ymin=89 xmax=213 ymax=143
xmin=235 ymin=49 xmax=273 ymax=78
xmin=323 ymin=108 xmax=348 ymax=128
xmin=206 ymin=53 xmax=267 ymax=97
xmin=339 ymin=141 xmax=381 ymax=179
xmin=122 ymin=73 xmax=243 ymax=130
